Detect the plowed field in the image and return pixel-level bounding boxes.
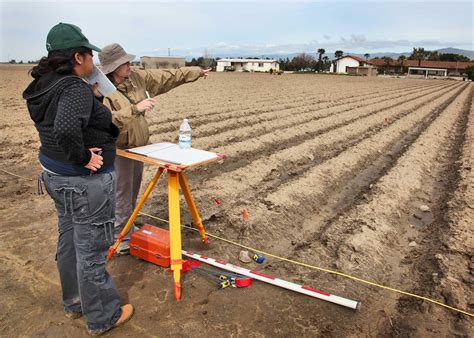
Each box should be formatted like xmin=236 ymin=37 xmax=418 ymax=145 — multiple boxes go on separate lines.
xmin=1 ymin=65 xmax=472 ymax=336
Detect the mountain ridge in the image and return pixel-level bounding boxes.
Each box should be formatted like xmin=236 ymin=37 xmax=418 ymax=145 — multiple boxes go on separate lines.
xmin=182 ymin=47 xmax=473 ymax=61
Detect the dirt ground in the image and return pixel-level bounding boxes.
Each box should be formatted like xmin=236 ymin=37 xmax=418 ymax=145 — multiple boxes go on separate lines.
xmin=0 ymin=64 xmax=472 ymax=337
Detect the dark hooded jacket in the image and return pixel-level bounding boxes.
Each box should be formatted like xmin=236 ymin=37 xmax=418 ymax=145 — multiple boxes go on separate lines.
xmin=23 ymin=72 xmax=119 ymax=173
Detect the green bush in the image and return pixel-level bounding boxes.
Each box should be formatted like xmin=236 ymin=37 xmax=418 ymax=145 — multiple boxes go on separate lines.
xmin=466 ymin=66 xmax=474 ymax=80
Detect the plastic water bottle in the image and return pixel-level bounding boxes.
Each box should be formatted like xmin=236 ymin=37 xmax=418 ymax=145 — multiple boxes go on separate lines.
xmin=178 ymin=118 xmax=191 ymax=149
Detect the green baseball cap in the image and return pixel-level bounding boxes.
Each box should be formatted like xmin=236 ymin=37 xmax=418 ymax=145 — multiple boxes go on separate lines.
xmin=46 ymin=22 xmax=101 ymax=52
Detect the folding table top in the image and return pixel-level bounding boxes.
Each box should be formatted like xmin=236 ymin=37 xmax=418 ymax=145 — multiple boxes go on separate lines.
xmin=117 ymin=142 xmax=224 ymax=171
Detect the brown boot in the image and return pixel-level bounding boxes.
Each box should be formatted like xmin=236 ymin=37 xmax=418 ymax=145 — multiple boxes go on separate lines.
xmin=87 ymin=304 xmax=134 ymax=336
xmin=112 ymin=304 xmax=134 ymax=328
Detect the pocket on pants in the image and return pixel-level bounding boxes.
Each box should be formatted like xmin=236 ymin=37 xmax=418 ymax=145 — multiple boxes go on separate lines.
xmin=84 ymin=257 xmax=107 ymax=284
xmin=90 ymin=219 xmax=115 ymax=250
xmin=71 ymin=186 xmax=89 ymax=221
xmin=45 ymin=178 xmax=90 ymax=223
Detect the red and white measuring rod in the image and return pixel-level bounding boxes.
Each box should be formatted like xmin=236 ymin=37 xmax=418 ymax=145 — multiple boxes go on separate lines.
xmin=182 ymin=250 xmax=361 ymax=310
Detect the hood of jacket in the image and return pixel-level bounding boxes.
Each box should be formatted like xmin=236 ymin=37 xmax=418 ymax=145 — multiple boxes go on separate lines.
xmin=22 ymin=72 xmax=79 ymax=123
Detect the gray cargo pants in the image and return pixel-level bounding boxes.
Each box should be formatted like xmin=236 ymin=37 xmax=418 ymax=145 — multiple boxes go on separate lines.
xmin=42 ymin=171 xmax=122 ymax=332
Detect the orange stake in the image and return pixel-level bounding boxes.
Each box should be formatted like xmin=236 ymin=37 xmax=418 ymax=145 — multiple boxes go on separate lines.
xmin=169 ymin=171 xmax=183 ymax=300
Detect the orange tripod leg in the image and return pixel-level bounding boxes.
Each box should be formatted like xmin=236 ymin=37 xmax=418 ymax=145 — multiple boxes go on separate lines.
xmin=107 ymin=167 xmax=163 ymax=262
xmin=168 ymin=171 xmax=183 ymax=301
xmin=178 ymin=173 xmax=209 ymax=245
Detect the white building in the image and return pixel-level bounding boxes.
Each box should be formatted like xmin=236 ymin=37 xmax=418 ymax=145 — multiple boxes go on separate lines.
xmin=216 ymin=59 xmax=279 ymax=72
xmin=330 ymin=55 xmax=370 ymax=73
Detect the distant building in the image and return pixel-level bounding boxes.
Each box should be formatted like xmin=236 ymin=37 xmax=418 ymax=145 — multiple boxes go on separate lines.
xmin=369 ymin=59 xmax=474 ymax=77
xmin=216 ymin=58 xmax=279 ymax=72
xmin=330 ymin=55 xmax=374 ymax=73
xmin=140 ymin=56 xmax=185 ymax=69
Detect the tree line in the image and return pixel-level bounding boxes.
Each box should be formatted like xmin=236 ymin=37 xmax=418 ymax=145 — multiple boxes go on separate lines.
xmin=373 ymin=47 xmax=471 ymax=67
xmin=184 ymin=48 xmax=470 ymax=73
xmin=8 ymin=47 xmax=470 ymax=71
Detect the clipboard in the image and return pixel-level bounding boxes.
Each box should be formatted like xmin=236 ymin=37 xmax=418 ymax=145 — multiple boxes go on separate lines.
xmin=85 ymin=65 xmax=116 ymax=96
xmin=127 ymin=143 xmax=219 ymax=166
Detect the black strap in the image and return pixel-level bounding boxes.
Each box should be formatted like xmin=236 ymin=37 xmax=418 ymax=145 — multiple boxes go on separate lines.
xmin=117 ymin=89 xmax=137 ymax=105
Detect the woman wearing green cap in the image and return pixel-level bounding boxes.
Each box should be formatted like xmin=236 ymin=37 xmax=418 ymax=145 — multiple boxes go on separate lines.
xmin=23 ymin=23 xmax=133 ymax=335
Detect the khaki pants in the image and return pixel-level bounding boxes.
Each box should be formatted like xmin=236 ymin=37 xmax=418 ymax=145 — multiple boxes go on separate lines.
xmin=114 ymin=155 xmax=143 ymax=242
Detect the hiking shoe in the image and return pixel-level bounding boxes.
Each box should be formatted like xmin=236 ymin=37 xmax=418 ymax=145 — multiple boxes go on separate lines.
xmin=87 ymin=304 xmax=134 ymax=336
xmin=65 ymin=311 xmax=82 ymax=319
xmin=113 ymin=304 xmax=134 ymax=328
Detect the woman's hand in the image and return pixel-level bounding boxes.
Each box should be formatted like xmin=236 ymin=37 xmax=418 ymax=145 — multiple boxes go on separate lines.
xmin=85 ymin=147 xmax=103 ymax=172
xmin=136 ymin=98 xmax=157 ymax=112
xmin=201 ymin=69 xmax=211 ymax=79
xmin=91 ymin=83 xmax=103 ymax=98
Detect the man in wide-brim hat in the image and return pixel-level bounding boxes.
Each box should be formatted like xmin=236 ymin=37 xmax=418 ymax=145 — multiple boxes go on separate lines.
xmin=99 ymin=43 xmax=209 ymax=255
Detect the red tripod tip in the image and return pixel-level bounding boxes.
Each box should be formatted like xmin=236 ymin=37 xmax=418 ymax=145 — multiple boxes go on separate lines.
xmin=107 ymin=247 xmax=115 ymax=262
xmin=174 ymin=282 xmax=181 ymax=301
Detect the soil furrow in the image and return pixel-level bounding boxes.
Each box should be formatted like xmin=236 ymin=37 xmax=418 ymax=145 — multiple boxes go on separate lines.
xmin=181 ymin=82 xmax=463 ymax=186
xmin=285 ymin=83 xmax=472 ymax=336
xmin=147 ymin=81 xmax=441 ymax=133
xmin=191 ymin=82 xmax=448 ymax=139
xmin=381 ymin=86 xmax=473 ymax=336
xmin=147 ymin=76 xmax=436 ymax=126
xmin=294 ymin=83 xmax=470 ymax=245
xmin=155 ymin=83 xmax=467 ymax=244
xmin=151 ymin=82 xmax=452 ymax=143
xmin=222 ymin=83 xmax=468 ymax=249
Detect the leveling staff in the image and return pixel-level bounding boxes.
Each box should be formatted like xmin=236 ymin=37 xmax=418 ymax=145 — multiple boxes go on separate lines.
xmin=23 ymin=23 xmax=133 ymax=336
xmin=98 ymin=43 xmax=209 ymax=255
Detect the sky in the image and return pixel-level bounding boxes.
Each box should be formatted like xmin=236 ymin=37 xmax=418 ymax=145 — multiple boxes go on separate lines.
xmin=0 ymin=0 xmax=472 ymax=62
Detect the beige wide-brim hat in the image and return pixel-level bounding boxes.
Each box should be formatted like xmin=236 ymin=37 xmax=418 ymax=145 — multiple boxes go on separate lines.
xmin=98 ymin=43 xmax=136 ymax=74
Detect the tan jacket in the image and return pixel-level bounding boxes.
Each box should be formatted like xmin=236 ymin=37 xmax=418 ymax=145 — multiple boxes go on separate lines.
xmin=103 ymin=67 xmax=202 ymax=148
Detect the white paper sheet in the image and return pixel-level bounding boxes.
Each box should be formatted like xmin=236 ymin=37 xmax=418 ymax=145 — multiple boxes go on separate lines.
xmin=127 ymin=142 xmax=176 ymax=156
xmin=128 ymin=143 xmax=218 ymax=166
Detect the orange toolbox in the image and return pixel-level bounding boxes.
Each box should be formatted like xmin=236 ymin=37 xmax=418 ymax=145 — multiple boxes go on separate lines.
xmin=130 ymin=224 xmax=170 ymax=267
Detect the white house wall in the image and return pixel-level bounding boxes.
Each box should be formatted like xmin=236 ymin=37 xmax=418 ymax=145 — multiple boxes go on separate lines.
xmin=336 ymin=58 xmax=360 ymax=73
xmin=216 ymin=60 xmax=279 ymax=72
xmin=216 ymin=61 xmax=230 ymax=72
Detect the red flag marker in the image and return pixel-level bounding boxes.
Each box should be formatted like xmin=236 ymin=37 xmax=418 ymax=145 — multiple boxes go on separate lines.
xmin=243 ymin=208 xmax=248 ymax=221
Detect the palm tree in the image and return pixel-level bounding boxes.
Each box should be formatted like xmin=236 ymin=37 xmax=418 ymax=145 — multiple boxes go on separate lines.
xmin=333 ymin=50 xmax=344 ymax=72
xmin=322 ymin=56 xmax=330 ymax=71
xmin=382 ymin=56 xmax=393 ymax=74
xmin=398 ymin=55 xmax=407 ymax=74
xmin=317 ymin=48 xmax=325 ymax=72
xmin=411 ymin=47 xmax=427 ymax=67
xmin=364 ymin=53 xmax=370 ymax=61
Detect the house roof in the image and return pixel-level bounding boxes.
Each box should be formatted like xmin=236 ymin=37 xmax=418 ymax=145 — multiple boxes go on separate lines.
xmin=369 ymin=58 xmax=474 ymax=70
xmin=336 ymin=55 xmax=373 ymax=65
xmin=217 ymin=58 xmax=278 ymax=63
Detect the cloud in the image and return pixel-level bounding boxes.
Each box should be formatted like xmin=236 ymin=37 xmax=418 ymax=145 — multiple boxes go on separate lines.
xmin=147 ymin=35 xmax=471 ymax=57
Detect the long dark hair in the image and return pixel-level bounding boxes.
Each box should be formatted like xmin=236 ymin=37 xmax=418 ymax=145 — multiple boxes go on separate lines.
xmin=106 ymin=73 xmax=116 ymax=85
xmin=30 ymin=47 xmax=92 ymax=79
